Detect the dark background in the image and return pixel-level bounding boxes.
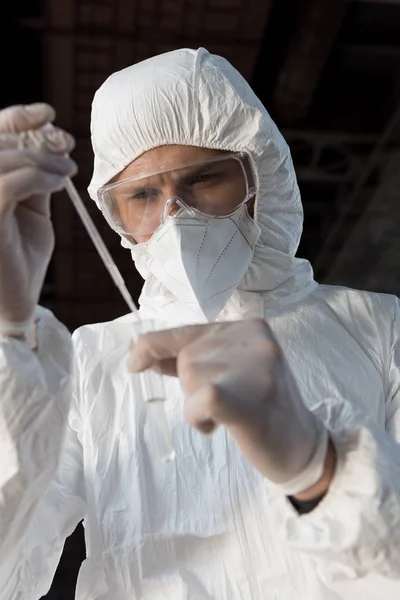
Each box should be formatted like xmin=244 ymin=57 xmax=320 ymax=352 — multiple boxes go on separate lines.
xmin=1 ymin=0 xmax=400 ymax=597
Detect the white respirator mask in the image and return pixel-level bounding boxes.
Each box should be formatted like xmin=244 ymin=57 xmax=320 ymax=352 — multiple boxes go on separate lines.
xmin=132 ymin=203 xmax=260 ymax=321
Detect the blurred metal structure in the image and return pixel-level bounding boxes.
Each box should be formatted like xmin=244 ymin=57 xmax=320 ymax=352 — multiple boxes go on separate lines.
xmin=273 ymin=0 xmax=350 ymax=123
xmin=327 ymin=150 xmax=400 ymax=294
xmin=314 ymin=103 xmax=400 ymax=281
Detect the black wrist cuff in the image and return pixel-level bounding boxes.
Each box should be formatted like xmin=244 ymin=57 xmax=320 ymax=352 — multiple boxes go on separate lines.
xmin=287 ymin=491 xmax=326 ymax=515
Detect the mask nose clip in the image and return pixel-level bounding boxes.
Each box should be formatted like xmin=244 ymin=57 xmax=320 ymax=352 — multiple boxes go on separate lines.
xmin=161 ymin=197 xmax=196 ymax=224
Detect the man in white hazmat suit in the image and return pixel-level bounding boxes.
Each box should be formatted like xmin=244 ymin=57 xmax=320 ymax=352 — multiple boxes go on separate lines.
xmin=1 ymin=47 xmax=400 ymax=599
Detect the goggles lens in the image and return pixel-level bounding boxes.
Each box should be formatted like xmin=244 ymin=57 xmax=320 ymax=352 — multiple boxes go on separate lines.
xmin=98 ymin=152 xmax=255 ymax=237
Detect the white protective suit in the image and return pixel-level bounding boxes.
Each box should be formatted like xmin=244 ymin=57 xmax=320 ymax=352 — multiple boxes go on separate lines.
xmin=0 ymin=308 xmax=71 ymax=583
xmin=2 ymin=47 xmax=400 ymax=600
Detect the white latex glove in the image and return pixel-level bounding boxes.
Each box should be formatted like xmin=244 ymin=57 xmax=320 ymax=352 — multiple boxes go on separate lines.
xmin=0 ymin=103 xmax=76 ymax=335
xmin=127 ymin=318 xmax=333 ymax=497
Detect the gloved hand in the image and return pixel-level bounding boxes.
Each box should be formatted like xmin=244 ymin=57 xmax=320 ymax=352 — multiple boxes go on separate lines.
xmin=127 ymin=318 xmax=334 ymax=497
xmin=0 ymin=103 xmax=77 ymax=335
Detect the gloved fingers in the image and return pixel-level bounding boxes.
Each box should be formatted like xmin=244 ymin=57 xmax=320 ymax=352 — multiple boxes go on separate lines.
xmin=0 ymin=149 xmax=77 ymax=177
xmin=127 ymin=319 xmax=276 ymax=376
xmin=127 ymin=323 xmax=220 ymax=372
xmin=0 ymin=167 xmax=68 ymax=218
xmin=0 ymin=104 xmax=55 ymax=134
xmin=0 ymin=128 xmax=75 ymax=155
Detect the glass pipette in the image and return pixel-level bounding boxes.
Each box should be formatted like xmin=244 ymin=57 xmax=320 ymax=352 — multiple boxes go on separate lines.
xmin=64 ymin=178 xmax=137 ymax=313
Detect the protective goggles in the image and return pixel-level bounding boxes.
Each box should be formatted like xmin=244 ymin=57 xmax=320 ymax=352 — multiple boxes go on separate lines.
xmin=98 ymin=152 xmax=256 ymax=237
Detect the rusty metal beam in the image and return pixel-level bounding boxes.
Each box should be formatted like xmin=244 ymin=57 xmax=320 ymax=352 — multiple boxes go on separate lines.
xmin=354 ymin=0 xmax=400 ymax=5
xmin=314 ymin=103 xmax=400 ymax=279
xmin=324 ymin=152 xmax=400 ymax=294
xmin=282 ymin=129 xmax=379 ymax=144
xmin=273 ymin=0 xmax=349 ymax=123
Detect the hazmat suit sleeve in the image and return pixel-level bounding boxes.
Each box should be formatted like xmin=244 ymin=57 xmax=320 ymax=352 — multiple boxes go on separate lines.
xmin=0 ymin=307 xmax=72 ymax=561
xmin=270 ymin=295 xmax=400 ymax=585
xmin=0 ymin=307 xmax=86 ymax=599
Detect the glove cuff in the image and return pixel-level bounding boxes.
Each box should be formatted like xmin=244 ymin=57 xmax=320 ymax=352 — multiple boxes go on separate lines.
xmin=0 ymin=318 xmax=36 ymax=341
xmin=277 ymin=423 xmax=329 ymax=496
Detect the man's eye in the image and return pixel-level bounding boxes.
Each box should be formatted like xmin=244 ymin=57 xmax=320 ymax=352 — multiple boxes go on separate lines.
xmin=190 ymin=173 xmax=217 ymax=185
xmin=131 ymin=190 xmax=149 ymax=200
xmin=127 ymin=188 xmax=157 ymax=201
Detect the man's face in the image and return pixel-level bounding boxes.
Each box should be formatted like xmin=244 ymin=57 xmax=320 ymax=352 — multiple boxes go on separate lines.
xmin=105 ymin=145 xmax=255 ymax=244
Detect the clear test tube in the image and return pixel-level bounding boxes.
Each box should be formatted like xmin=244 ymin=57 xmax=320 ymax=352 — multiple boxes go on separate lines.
xmin=131 ymin=319 xmax=176 ymax=463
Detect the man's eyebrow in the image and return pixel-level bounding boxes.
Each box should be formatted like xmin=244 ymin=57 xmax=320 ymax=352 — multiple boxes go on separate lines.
xmin=178 ymin=162 xmax=218 ymax=180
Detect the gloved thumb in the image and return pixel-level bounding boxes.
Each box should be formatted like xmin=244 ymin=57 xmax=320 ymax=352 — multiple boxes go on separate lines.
xmin=128 ymin=323 xmax=216 ymax=372
xmin=0 ymin=103 xmax=56 ymax=134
